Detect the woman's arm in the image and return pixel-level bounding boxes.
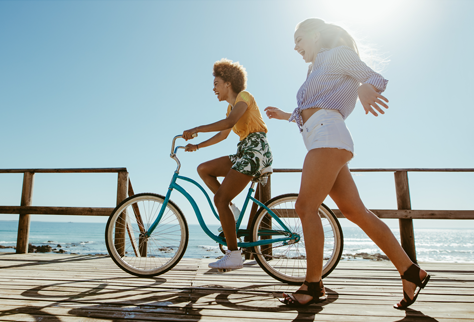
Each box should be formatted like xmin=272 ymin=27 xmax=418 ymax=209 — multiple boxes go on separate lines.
xmin=183 ymin=101 xmax=248 ymax=140
xmin=334 ymin=47 xmax=389 ymax=117
xmin=336 ymin=46 xmax=388 ymax=94
xmin=184 ymin=129 xmax=232 ymax=152
xmin=264 ymin=106 xmax=292 ymax=121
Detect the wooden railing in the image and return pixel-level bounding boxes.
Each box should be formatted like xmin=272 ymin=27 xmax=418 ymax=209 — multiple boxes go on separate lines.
xmin=0 ymin=168 xmax=130 ymax=254
xmin=254 ymin=168 xmax=474 ymax=263
xmin=2 ymin=167 xmax=473 ymax=262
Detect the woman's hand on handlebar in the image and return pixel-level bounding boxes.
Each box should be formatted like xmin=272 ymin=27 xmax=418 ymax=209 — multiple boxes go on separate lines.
xmin=184 ymin=144 xmax=198 ymax=152
xmin=183 ymin=128 xmax=197 ymax=140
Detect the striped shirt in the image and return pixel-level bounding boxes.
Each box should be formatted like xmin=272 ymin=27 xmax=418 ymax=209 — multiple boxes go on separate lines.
xmin=289 ymin=46 xmax=388 ymax=131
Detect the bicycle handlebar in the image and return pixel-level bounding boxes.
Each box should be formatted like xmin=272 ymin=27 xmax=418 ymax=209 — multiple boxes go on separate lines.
xmin=170 ymin=133 xmax=198 ymax=172
xmin=170 ymin=133 xmax=198 ymax=155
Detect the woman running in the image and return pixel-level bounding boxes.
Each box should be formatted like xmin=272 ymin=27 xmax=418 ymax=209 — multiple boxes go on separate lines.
xmin=265 ymin=18 xmax=429 ymax=309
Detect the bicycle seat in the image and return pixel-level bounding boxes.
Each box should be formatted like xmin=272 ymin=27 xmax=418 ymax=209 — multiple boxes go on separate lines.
xmin=253 ymin=166 xmax=273 ymax=185
xmin=260 ymin=166 xmax=273 ymax=177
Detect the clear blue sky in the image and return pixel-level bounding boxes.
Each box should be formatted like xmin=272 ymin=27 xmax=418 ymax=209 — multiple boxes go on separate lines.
xmin=1 ymin=0 xmax=473 ymax=229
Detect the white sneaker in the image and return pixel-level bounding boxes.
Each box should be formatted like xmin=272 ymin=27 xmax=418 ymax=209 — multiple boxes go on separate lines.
xmin=208 ymin=250 xmax=243 ymax=269
xmin=217 ymin=204 xmax=241 ymax=233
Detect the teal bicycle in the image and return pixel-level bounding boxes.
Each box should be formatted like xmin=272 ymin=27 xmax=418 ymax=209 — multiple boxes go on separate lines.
xmin=105 ymin=135 xmax=343 ymax=284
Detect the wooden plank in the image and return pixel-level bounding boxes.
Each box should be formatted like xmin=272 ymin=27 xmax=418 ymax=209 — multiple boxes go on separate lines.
xmin=274 ymin=208 xmax=474 ymax=220
xmin=273 ymin=168 xmax=474 ymax=173
xmin=337 ymin=209 xmax=474 ymax=219
xmin=16 ymin=172 xmax=34 ymax=254
xmin=0 ymin=168 xmax=128 ymax=173
xmin=0 ymin=253 xmax=472 ymax=322
xmin=0 ymin=206 xmax=114 ymax=216
xmin=7 ymin=206 xmax=471 ymax=220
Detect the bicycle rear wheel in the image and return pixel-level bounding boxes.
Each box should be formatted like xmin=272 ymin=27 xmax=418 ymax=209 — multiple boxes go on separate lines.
xmin=250 ymin=193 xmax=343 ymax=284
xmin=105 ymin=193 xmax=188 ymax=277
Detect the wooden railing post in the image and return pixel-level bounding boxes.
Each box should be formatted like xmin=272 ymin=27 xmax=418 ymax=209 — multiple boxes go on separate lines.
xmin=260 ymin=176 xmax=272 ymax=205
xmin=260 ymin=176 xmax=272 ymax=258
xmin=117 ymin=171 xmax=129 ymax=204
xmin=115 ymin=171 xmax=129 ymax=256
xmin=394 ymin=171 xmax=417 ymax=263
xmin=128 ymin=180 xmax=147 ymax=257
xmin=16 ymin=172 xmax=35 ymax=254
xmin=245 ymin=184 xmax=260 ymax=260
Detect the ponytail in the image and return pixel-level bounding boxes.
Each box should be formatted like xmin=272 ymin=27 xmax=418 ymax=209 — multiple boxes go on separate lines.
xmin=296 ymin=18 xmax=359 ymax=56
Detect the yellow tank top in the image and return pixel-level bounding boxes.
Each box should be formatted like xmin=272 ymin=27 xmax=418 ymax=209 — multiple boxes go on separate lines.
xmin=226 ymin=91 xmax=268 ymax=141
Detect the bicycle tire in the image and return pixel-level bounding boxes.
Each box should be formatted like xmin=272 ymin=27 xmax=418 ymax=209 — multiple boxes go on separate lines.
xmin=105 ymin=193 xmax=189 ymax=277
xmin=250 ymin=193 xmax=343 ymax=284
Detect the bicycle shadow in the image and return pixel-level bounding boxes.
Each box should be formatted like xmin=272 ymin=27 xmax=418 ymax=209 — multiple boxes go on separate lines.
xmin=7 ymin=275 xmax=339 ymax=321
xmin=204 ymin=262 xmax=339 ymax=319
xmin=0 ymin=306 xmax=62 ymax=322
xmin=213 ymin=283 xmax=339 ymax=317
xmin=2 ymin=277 xmax=167 ymax=322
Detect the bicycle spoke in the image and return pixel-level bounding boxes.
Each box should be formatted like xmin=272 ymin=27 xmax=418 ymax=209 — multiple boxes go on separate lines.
xmin=251 ymin=194 xmax=343 ymax=284
xmin=105 ymin=193 xmax=188 ymax=277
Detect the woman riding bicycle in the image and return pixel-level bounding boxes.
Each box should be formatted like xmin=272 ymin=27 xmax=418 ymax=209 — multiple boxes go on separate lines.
xmin=182 ymin=58 xmax=273 ymax=270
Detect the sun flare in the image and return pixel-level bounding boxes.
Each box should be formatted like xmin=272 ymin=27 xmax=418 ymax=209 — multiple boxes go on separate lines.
xmin=317 ymin=0 xmax=408 ymax=26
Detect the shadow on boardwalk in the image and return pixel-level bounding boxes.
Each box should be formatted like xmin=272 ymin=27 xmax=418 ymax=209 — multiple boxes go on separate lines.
xmin=0 ymin=253 xmax=470 ymax=321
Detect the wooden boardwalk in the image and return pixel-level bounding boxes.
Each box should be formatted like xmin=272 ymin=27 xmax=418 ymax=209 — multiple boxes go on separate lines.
xmin=0 ymin=253 xmax=472 ymax=321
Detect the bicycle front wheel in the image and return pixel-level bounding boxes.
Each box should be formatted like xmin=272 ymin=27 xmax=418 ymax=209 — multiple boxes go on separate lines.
xmin=105 ymin=193 xmax=189 ymax=277
xmin=250 ymin=193 xmax=343 ymax=284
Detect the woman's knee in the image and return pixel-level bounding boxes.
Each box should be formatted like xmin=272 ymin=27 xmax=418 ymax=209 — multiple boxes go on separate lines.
xmin=339 ymin=206 xmax=370 ymax=224
xmin=295 ymin=198 xmax=320 ymax=221
xmin=214 ymin=191 xmax=231 ymax=210
xmin=197 ymin=162 xmax=210 ymax=178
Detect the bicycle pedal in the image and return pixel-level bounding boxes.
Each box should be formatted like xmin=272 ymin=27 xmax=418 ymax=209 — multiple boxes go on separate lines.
xmin=217 ymin=268 xmax=232 ymax=273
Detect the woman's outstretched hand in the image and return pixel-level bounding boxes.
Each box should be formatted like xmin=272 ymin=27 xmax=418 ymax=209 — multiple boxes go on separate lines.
xmin=358 ymin=83 xmax=389 ymax=117
xmin=184 ymin=144 xmax=198 ymax=152
xmin=183 ymin=128 xmax=197 ymax=140
xmin=264 ymin=106 xmax=291 ymax=120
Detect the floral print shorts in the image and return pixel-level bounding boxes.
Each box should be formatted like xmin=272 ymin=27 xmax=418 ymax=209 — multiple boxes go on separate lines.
xmin=229 ymin=132 xmax=273 ymax=178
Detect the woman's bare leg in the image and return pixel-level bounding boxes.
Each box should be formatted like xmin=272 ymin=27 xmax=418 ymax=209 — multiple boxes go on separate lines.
xmin=197 ymin=156 xmax=233 ymax=193
xmin=286 ymin=148 xmax=352 ymax=304
xmin=198 ymin=157 xmax=252 ymax=250
xmin=214 ymin=169 xmax=253 ymax=250
xmin=329 ymin=165 xmax=427 ymax=307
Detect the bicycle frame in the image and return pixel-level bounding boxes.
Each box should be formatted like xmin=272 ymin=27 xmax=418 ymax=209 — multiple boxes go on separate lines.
xmin=145 ymin=135 xmax=298 ymax=248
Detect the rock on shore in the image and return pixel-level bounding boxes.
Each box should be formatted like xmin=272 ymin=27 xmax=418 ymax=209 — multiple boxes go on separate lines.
xmin=27 ymin=244 xmax=67 ymax=254
xmin=342 ymin=252 xmax=389 ymax=261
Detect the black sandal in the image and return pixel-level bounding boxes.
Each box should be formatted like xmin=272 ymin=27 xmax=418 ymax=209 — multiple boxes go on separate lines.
xmin=394 ymin=264 xmax=430 ymax=309
xmin=279 ymin=280 xmax=327 ymax=307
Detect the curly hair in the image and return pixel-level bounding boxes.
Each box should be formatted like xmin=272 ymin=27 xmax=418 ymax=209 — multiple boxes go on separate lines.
xmin=213 ymin=58 xmax=247 ymax=94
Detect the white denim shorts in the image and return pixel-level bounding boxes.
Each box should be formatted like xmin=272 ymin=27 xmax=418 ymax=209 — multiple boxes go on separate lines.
xmin=301 ymin=109 xmax=354 ymax=156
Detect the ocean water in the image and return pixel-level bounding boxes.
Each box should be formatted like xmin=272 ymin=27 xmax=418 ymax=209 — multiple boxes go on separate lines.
xmin=0 ymin=220 xmax=473 ymax=263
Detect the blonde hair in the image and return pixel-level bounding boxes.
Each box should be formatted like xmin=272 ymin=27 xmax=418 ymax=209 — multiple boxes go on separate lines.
xmin=295 ymin=18 xmax=359 ymax=56
xmin=213 ymin=58 xmax=247 ymax=94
